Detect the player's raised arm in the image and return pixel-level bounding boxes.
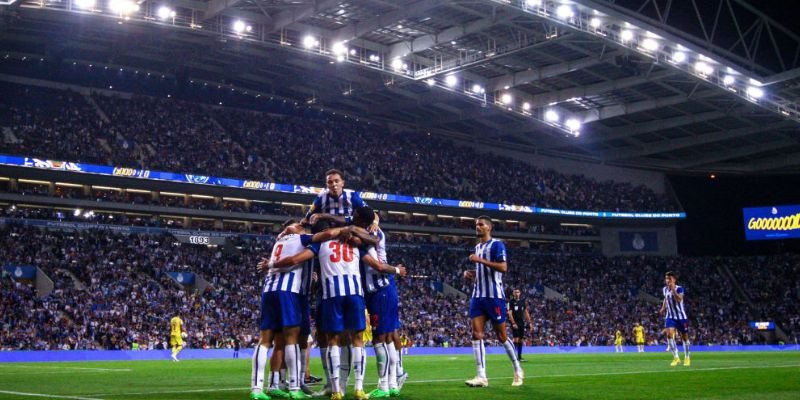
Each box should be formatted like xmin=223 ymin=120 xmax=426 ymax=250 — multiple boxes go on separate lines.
xmin=264 ymin=248 xmax=315 ymax=271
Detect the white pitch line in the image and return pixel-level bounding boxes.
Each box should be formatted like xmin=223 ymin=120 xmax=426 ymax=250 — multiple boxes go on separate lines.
xmin=0 ymin=365 xmax=132 ymax=372
xmin=0 ymin=390 xmax=105 ymax=400
xmin=405 ymin=363 xmax=800 ymax=383
xmin=83 ymin=363 xmax=800 ymax=397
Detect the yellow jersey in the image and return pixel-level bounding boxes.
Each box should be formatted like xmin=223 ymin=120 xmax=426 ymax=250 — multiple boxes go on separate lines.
xmin=614 ymin=330 xmax=623 ymax=345
xmin=170 ymin=316 xmax=183 ymax=336
xmin=633 ymin=326 xmax=645 ymax=342
xmin=363 ymin=310 xmax=373 ymax=343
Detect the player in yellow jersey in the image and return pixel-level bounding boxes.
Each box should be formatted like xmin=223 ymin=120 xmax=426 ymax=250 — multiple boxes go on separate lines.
xmin=363 ymin=310 xmax=373 ymax=346
xmin=170 ymin=313 xmax=186 ymax=362
xmin=614 ymin=330 xmax=624 ymax=353
xmin=633 ymin=322 xmax=645 ymax=353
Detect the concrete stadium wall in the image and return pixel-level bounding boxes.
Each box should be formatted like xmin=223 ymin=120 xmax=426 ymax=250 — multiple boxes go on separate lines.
xmin=1 ymin=345 xmax=797 ymax=363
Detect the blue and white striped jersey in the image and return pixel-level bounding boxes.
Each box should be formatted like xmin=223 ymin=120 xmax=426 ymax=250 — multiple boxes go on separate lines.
xmin=362 ymin=229 xmax=391 ymax=294
xmin=472 ymin=239 xmax=507 ymax=299
xmin=311 ymin=240 xmax=363 ymax=299
xmin=263 ymin=234 xmax=313 ymax=294
xmin=307 ymin=188 xmax=365 ymax=217
xmin=663 ymin=285 xmax=688 ymax=320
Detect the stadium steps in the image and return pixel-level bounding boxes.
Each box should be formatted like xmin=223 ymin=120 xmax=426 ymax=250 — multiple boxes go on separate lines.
xmin=717 ymin=263 xmax=790 ymax=343
xmin=57 ymin=268 xmax=86 ymax=290
xmin=2 ymin=127 xmax=20 ymax=144
xmin=84 ymin=94 xmax=110 ymax=123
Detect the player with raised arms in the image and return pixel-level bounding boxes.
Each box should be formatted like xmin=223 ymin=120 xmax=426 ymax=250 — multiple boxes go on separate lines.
xmin=463 ymin=216 xmax=524 ymax=388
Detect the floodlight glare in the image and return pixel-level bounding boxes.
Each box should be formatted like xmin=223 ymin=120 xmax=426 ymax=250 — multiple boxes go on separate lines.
xmin=303 ymin=35 xmax=318 ymax=49
xmin=157 ymin=6 xmax=175 ymax=20
xmin=445 ymin=75 xmax=458 ymax=87
xmin=426 ymin=78 xmax=436 ymax=86
xmin=526 ymin=0 xmax=542 ymax=6
xmin=545 ymin=109 xmax=560 ymax=122
xmin=74 ymin=0 xmax=95 ymax=9
xmin=641 ymin=38 xmax=658 ymax=51
xmin=672 ymin=51 xmax=686 ymax=63
xmin=391 ymin=58 xmax=403 ymax=70
xmin=500 ymin=93 xmax=513 ymax=105
xmin=590 ymin=18 xmax=601 ymax=28
xmin=233 ymin=20 xmax=246 ymax=34
xmin=522 ymin=102 xmax=531 ymax=111
xmin=723 ymin=75 xmax=735 ymax=85
xmin=556 ymin=5 xmax=574 ymax=19
xmin=746 ymin=86 xmax=764 ymax=99
xmin=565 ymin=118 xmax=581 ymax=131
xmin=472 ymin=84 xmax=483 ymax=93
xmin=695 ymin=61 xmax=714 ymax=75
xmin=109 ymin=0 xmax=138 ymax=14
xmin=332 ymin=41 xmax=348 ymax=55
xmin=620 ymin=30 xmax=634 ymax=42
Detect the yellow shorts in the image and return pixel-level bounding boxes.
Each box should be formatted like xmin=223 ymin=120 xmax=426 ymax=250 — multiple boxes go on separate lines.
xmin=170 ymin=334 xmax=184 ymax=348
xmin=636 ymin=337 xmax=645 ymax=345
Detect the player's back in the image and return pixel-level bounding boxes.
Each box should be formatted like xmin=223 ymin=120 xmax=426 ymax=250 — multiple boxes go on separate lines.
xmin=317 ymin=239 xmax=362 ymax=299
xmin=264 ymin=234 xmax=311 ymax=293
xmin=170 ymin=316 xmax=182 ymax=335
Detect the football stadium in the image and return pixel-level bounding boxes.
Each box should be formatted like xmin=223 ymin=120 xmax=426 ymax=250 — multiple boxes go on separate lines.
xmin=0 ymin=0 xmax=799 ymax=399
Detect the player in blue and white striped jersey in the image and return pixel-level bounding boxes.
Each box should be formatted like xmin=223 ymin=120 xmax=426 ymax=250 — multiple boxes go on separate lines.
xmin=361 ymin=216 xmax=407 ymax=399
xmin=304 ymin=169 xmax=366 ymax=222
xmin=251 ymin=220 xmax=313 ymax=400
xmin=463 ymin=216 xmax=523 ymax=388
xmin=659 ymin=271 xmax=691 ymax=366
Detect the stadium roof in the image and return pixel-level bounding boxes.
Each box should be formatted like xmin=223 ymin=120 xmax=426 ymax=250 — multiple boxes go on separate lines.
xmin=1 ymin=0 xmax=800 ymax=174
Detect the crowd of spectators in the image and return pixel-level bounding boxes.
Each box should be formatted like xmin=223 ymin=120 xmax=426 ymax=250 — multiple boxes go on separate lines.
xmin=0 ymin=82 xmax=677 ymax=212
xmin=1 ymin=219 xmax=791 ymax=351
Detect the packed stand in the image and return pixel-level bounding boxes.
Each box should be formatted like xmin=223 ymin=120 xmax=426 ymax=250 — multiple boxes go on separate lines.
xmin=0 ymin=82 xmax=676 ymax=212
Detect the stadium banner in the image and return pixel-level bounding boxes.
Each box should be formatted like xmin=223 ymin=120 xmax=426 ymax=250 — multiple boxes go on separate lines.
xmin=618 ymin=232 xmax=659 ymax=251
xmin=166 ymin=271 xmax=196 ymax=285
xmin=750 ymin=321 xmax=776 ymax=330
xmin=2 ymin=265 xmax=36 ymax=279
xmin=0 ymin=154 xmax=687 ymax=219
xmin=743 ymin=205 xmax=800 ymax=240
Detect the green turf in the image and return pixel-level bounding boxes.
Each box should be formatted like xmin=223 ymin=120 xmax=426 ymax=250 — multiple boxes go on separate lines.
xmin=0 ymin=351 xmax=798 ymax=399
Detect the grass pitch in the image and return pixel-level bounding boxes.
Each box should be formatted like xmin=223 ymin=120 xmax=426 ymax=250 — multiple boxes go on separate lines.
xmin=0 ymin=351 xmax=798 ymax=400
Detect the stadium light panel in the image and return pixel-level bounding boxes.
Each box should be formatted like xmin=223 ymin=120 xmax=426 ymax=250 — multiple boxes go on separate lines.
xmin=391 ymin=58 xmax=403 ymax=70
xmin=590 ymin=18 xmax=601 ymax=28
xmin=545 ymin=109 xmax=560 ymax=122
xmin=500 ymin=93 xmax=513 ymax=105
xmin=522 ymin=102 xmax=531 ymax=111
xmin=671 ymin=51 xmax=687 ymax=63
xmin=426 ymin=78 xmax=436 ymax=86
xmin=472 ymin=84 xmax=484 ymax=93
xmin=233 ymin=20 xmax=246 ymax=34
xmin=695 ymin=61 xmax=714 ymax=75
xmin=445 ymin=74 xmax=458 ymax=87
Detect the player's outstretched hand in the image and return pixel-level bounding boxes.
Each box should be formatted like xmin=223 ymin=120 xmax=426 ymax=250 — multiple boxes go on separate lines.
xmin=257 ymin=257 xmax=270 ymax=273
xmin=464 ymin=270 xmax=476 ymax=281
xmin=395 ymin=264 xmax=407 ymax=277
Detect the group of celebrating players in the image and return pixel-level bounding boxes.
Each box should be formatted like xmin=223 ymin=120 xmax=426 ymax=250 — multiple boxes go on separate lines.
xmin=243 ymin=168 xmax=692 ymax=400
